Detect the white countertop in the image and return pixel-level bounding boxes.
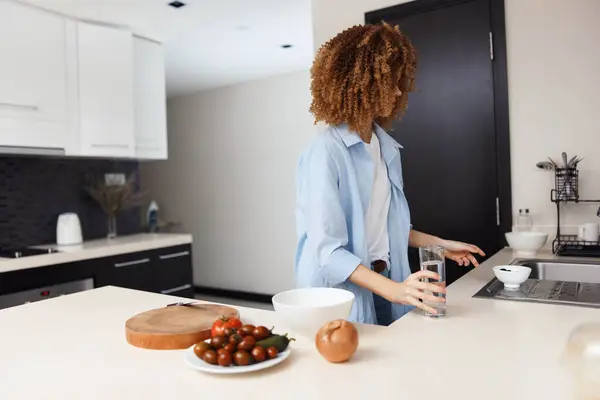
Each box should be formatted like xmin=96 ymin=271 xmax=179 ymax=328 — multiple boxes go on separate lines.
xmin=0 ymin=249 xmax=597 ymax=399
xmin=0 ymin=233 xmax=192 ymax=273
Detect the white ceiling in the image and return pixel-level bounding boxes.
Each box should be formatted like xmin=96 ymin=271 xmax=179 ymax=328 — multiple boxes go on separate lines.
xmin=20 ymin=0 xmax=314 ymax=97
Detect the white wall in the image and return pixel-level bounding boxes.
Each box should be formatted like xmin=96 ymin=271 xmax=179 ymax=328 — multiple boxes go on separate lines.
xmin=505 ymin=0 xmax=600 ymax=235
xmin=313 ymin=0 xmax=600 ymax=237
xmin=141 ymin=71 xmax=314 ymax=294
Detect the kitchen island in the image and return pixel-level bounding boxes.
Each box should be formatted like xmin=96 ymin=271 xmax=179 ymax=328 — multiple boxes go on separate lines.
xmin=0 ymin=249 xmax=596 ymax=400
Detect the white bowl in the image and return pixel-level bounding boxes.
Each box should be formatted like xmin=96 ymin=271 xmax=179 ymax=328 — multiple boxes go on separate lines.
xmin=493 ymin=265 xmax=532 ymax=289
xmin=272 ymin=288 xmax=354 ymax=338
xmin=505 ymin=232 xmax=548 ymax=257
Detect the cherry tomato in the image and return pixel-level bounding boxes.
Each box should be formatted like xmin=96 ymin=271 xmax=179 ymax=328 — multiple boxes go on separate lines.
xmin=210 ymin=335 xmax=226 ymax=348
xmin=217 ymin=351 xmax=232 ymax=366
xmin=224 ymin=342 xmax=237 ymax=354
xmin=202 ymin=349 xmax=218 ymax=365
xmin=226 ymin=317 xmax=242 ymax=329
xmin=252 ymin=326 xmax=271 ymax=340
xmin=229 ymin=334 xmax=242 ymax=344
xmin=211 ymin=319 xmax=227 ymax=337
xmin=239 ymin=324 xmax=255 ymax=337
xmin=211 ymin=317 xmax=243 ymax=337
xmin=233 ymin=350 xmax=252 ymax=366
xmin=193 ymin=342 xmax=212 ymax=359
xmin=238 ymin=336 xmax=256 ymax=351
xmin=223 ymin=327 xmax=235 ymax=337
xmin=266 ymin=346 xmax=278 ymax=359
xmin=217 ymin=348 xmax=230 ymax=357
xmin=251 ymin=346 xmax=266 ymax=362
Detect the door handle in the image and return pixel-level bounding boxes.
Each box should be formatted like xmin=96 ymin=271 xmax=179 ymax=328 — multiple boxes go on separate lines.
xmin=114 ymin=258 xmax=150 ymax=268
xmin=159 ymin=251 xmax=190 ymax=260
xmin=160 ymin=284 xmax=192 ymax=295
xmin=0 ymin=102 xmax=38 ymax=111
xmin=91 ymin=144 xmax=131 ymax=149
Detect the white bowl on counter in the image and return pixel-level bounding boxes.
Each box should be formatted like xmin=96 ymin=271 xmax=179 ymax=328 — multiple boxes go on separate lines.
xmin=493 ymin=265 xmax=532 ymax=289
xmin=505 ymin=231 xmax=548 ymax=257
xmin=272 ymin=288 xmax=354 ymax=338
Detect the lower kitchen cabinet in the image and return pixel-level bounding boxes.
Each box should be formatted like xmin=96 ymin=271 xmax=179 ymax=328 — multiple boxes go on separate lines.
xmin=95 ymin=244 xmax=193 ymax=297
xmin=0 ymin=244 xmax=194 ymax=309
xmin=152 ymin=245 xmax=194 ymax=297
xmin=0 ymin=259 xmax=101 ymax=308
xmin=95 ymin=251 xmax=155 ymax=292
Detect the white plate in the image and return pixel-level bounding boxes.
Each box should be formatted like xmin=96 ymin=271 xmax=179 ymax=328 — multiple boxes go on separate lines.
xmin=183 ymin=344 xmax=291 ymax=374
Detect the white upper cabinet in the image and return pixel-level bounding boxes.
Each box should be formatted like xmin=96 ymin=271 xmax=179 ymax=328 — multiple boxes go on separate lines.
xmin=0 ymin=3 xmax=168 ymax=160
xmin=134 ymin=37 xmax=168 ymax=160
xmin=0 ymin=2 xmax=71 ymax=153
xmin=76 ymin=22 xmax=135 ymax=158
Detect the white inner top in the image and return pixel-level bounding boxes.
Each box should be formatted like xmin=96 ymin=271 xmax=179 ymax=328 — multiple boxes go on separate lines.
xmin=365 ymin=133 xmax=391 ymax=268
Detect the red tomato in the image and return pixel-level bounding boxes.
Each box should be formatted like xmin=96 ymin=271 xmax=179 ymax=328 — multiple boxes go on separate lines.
xmin=225 ymin=317 xmax=243 ymax=330
xmin=211 ymin=316 xmax=243 ymax=337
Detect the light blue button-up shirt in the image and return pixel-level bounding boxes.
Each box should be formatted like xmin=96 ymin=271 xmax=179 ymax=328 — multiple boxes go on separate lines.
xmin=295 ymin=124 xmax=414 ymax=325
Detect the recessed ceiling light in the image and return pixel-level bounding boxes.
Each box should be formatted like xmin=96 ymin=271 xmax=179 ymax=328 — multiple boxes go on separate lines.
xmin=168 ymin=1 xmax=186 ymax=8
xmin=281 ymin=44 xmax=293 ymax=49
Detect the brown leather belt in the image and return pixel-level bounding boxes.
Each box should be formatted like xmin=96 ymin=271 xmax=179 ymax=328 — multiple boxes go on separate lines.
xmin=372 ymin=260 xmax=387 ymax=274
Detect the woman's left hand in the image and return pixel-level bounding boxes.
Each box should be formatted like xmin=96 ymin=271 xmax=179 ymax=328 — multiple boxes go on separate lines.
xmin=441 ymin=240 xmax=485 ymax=267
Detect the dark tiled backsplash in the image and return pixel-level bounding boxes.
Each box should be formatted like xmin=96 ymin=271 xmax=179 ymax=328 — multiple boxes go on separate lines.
xmin=0 ymin=156 xmax=142 ymax=249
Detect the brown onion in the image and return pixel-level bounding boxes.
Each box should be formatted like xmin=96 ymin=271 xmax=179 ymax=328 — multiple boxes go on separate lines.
xmin=315 ymin=319 xmax=359 ymax=363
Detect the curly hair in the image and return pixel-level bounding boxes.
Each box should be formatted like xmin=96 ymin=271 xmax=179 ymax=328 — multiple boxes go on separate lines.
xmin=310 ymin=23 xmax=417 ymax=135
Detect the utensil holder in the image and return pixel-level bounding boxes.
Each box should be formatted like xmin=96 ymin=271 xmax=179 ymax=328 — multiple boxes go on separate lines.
xmin=555 ymin=168 xmax=579 ymax=201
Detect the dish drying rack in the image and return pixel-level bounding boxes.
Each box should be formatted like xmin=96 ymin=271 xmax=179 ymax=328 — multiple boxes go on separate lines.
xmin=551 ymin=167 xmax=600 ymax=256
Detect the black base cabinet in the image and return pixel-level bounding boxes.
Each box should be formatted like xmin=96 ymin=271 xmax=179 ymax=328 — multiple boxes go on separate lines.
xmin=95 ymin=250 xmax=156 ymax=292
xmin=96 ymin=244 xmax=194 ymax=297
xmin=0 ymin=244 xmax=194 ymax=308
xmin=0 ymin=259 xmax=101 ymax=296
xmin=152 ymin=245 xmax=194 ymax=298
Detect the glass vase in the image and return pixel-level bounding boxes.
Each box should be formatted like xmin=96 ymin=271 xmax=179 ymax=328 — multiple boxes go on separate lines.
xmin=107 ymin=215 xmax=117 ymax=239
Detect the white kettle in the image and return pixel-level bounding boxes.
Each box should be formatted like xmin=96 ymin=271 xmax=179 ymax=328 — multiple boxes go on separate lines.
xmin=56 ymin=213 xmax=83 ymax=245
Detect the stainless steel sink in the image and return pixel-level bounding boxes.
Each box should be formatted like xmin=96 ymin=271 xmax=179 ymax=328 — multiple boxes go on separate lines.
xmin=473 ymin=258 xmax=600 ymax=308
xmin=510 ymin=259 xmax=600 ymax=284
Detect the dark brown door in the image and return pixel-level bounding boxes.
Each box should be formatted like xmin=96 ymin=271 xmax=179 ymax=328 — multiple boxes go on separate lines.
xmin=367 ymin=0 xmax=511 ymax=284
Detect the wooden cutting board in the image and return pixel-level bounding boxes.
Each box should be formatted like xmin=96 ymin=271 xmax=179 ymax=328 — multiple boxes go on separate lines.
xmin=125 ymin=303 xmax=239 ymax=350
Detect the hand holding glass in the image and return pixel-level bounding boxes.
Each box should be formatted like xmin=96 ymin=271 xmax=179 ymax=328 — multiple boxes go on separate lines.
xmin=418 ymin=245 xmax=447 ymax=317
xmin=383 ymin=270 xmax=446 ymax=314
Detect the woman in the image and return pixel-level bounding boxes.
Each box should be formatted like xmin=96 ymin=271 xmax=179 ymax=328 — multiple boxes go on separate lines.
xmin=295 ymin=23 xmax=485 ymax=326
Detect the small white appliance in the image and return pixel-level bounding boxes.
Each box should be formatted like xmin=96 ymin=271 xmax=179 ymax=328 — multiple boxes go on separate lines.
xmin=56 ymin=213 xmax=83 ymax=245
xmin=578 ymin=223 xmax=599 ymax=242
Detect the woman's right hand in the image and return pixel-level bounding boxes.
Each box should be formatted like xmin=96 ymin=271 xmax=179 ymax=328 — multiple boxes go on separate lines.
xmin=384 ymin=270 xmax=447 ymax=315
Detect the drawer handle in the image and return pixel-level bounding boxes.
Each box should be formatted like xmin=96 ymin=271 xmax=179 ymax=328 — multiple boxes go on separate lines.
xmin=161 ymin=284 xmax=192 ymax=295
xmin=159 ymin=251 xmax=190 ymax=260
xmin=114 ymin=258 xmax=150 ymax=268
xmin=0 ymin=102 xmax=38 ymax=111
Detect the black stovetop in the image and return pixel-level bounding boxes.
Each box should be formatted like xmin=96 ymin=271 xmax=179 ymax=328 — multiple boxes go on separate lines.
xmin=0 ymin=247 xmax=59 ymax=259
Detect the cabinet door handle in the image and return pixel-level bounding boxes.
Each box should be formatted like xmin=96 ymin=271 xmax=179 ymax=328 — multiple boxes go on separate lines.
xmin=114 ymin=258 xmax=150 ymax=268
xmin=91 ymin=144 xmax=131 ymax=149
xmin=0 ymin=102 xmax=38 ymax=111
xmin=159 ymin=251 xmax=190 ymax=260
xmin=0 ymin=146 xmax=65 ymax=156
xmin=160 ymin=284 xmax=192 ymax=295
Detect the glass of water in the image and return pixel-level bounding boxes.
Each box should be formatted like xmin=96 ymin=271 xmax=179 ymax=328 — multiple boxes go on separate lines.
xmin=418 ymin=245 xmax=446 ymax=317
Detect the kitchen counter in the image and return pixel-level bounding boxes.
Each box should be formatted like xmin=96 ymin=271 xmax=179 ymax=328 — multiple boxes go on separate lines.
xmin=0 ymin=233 xmax=192 ymax=273
xmin=0 ymin=249 xmax=597 ymax=399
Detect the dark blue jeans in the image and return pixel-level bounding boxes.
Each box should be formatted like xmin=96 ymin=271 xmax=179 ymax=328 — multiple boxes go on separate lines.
xmin=373 ymin=269 xmax=392 ymax=326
